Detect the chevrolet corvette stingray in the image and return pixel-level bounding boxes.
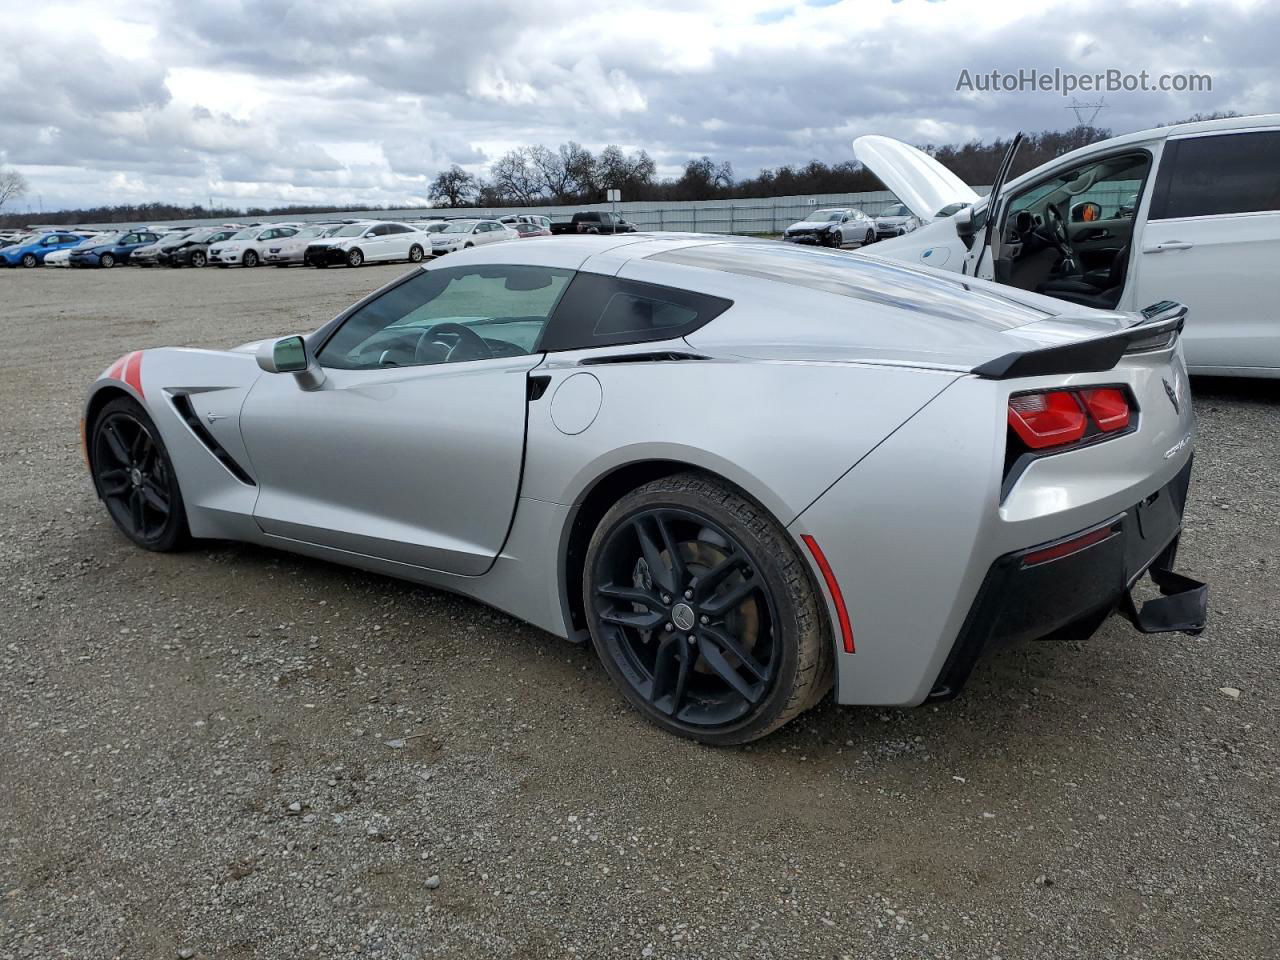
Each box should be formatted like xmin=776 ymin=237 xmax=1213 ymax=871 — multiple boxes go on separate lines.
xmin=83 ymin=235 xmax=1208 ymax=743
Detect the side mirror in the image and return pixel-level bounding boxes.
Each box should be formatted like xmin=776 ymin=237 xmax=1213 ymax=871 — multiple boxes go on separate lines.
xmin=1071 ymin=201 xmax=1101 ymax=223
xmin=256 ymin=335 xmax=326 ymax=390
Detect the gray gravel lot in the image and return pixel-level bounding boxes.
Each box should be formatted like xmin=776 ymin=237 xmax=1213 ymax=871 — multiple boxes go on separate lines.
xmin=1 ymin=263 xmax=1277 ymax=960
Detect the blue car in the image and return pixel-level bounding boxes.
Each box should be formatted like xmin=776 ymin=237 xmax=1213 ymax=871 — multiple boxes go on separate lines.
xmin=0 ymin=231 xmax=87 ymax=268
xmin=69 ymin=229 xmax=163 ymax=269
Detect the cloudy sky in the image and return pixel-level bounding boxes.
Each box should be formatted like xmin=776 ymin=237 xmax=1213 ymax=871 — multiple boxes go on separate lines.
xmin=0 ymin=0 xmax=1273 ymax=212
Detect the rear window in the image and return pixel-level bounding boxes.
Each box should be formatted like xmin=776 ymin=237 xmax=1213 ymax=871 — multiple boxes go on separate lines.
xmin=1149 ymin=131 xmax=1280 ymax=219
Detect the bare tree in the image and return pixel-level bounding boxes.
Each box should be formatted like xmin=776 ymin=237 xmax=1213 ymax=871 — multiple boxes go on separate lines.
xmin=0 ymin=167 xmax=28 ymax=212
xmin=489 ymin=148 xmax=543 ymax=205
xmin=560 ymin=141 xmax=598 ymax=198
xmin=429 ymin=165 xmax=478 ymax=207
xmin=527 ymin=145 xmax=573 ymax=202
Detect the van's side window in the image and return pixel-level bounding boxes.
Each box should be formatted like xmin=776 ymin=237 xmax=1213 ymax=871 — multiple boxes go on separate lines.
xmin=1149 ymin=131 xmax=1280 ymax=220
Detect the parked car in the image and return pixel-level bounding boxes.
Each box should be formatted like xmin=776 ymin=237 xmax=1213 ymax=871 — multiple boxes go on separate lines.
xmin=549 ymin=211 xmax=636 ymax=235
xmin=70 ymin=230 xmax=162 ymax=268
xmin=162 ymin=227 xmax=240 ymax=268
xmin=782 ymin=208 xmax=877 ymax=248
xmin=46 ymin=233 xmax=112 ymax=268
xmin=511 ymin=222 xmax=553 ymax=238
xmin=131 ymin=230 xmax=200 ymax=267
xmin=855 ymin=112 xmax=1280 ymax=378
xmin=265 ymin=223 xmax=346 ymax=266
xmin=874 ymin=203 xmax=921 ymax=239
xmin=83 ymin=235 xmax=1205 ymax=744
xmin=303 ymin=221 xmax=427 ymax=268
xmin=209 ymin=224 xmax=302 ymax=268
xmin=428 ymin=219 xmax=514 ymax=256
xmin=500 ymin=214 xmax=553 ymax=230
xmin=0 ymin=231 xmax=87 ymax=268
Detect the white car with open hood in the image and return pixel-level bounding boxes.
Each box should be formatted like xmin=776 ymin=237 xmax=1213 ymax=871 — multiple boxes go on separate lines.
xmin=855 ymin=114 xmax=1280 ymax=378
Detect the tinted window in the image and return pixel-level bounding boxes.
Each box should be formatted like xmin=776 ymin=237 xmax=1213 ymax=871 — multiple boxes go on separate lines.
xmin=368 ymin=224 xmax=390 ymax=237
xmin=539 ymin=274 xmax=732 ymax=352
xmin=388 ymin=224 xmax=412 ymax=234
xmin=1150 ymin=131 xmax=1280 ymax=219
xmin=317 ymin=265 xmax=574 ymax=370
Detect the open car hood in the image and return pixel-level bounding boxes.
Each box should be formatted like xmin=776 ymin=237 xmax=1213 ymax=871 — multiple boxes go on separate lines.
xmin=853 ymin=135 xmax=980 ymax=221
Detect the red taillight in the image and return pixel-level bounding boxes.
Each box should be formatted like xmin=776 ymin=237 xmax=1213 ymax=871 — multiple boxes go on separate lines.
xmin=1021 ymin=524 xmax=1119 ymax=567
xmin=1080 ymin=387 xmax=1131 ymax=432
xmin=1007 ymin=390 xmax=1087 ymax=449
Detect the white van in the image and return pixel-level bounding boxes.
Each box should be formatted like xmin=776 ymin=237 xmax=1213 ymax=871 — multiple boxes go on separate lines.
xmin=856 ymin=114 xmax=1280 ymax=378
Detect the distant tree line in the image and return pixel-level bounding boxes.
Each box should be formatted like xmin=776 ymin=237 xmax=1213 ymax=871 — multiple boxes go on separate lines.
xmin=5 ymin=117 xmax=1237 ymax=228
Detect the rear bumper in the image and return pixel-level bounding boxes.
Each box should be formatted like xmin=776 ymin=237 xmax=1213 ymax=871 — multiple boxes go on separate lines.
xmin=928 ymin=458 xmax=1204 ymax=699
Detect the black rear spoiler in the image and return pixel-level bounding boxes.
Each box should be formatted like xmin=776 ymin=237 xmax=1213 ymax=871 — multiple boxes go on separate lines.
xmin=971 ymin=301 xmax=1187 ymax=380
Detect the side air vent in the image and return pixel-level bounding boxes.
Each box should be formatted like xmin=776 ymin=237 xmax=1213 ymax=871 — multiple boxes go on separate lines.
xmin=170 ymin=394 xmax=256 ymax=485
xmin=579 ymin=351 xmax=709 ymax=366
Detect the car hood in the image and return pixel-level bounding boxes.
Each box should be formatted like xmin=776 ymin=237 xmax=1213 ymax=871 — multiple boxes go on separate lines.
xmin=853 ymin=135 xmax=980 ymax=221
xmin=786 ymin=220 xmax=839 ymax=231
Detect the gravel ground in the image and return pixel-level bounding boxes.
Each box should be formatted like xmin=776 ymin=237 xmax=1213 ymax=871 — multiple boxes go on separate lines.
xmin=1 ymin=263 xmax=1277 ymax=960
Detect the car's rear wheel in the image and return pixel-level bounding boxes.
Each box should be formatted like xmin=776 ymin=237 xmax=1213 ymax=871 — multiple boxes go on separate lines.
xmin=90 ymin=397 xmax=190 ymax=552
xmin=190 ymin=251 xmax=207 ymax=268
xmin=584 ymin=472 xmax=832 ymax=744
xmin=347 ymin=248 xmax=364 ymax=267
xmin=21 ymin=253 xmax=37 ymax=268
xmin=242 ymin=250 xmax=259 ymax=268
xmin=100 ymin=253 xmax=116 ymax=268
xmin=408 ymin=244 xmax=424 ymax=262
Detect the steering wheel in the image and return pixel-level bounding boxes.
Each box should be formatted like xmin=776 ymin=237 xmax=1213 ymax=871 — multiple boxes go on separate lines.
xmin=414 ymin=322 xmax=492 ymax=364
xmin=1039 ymin=202 xmax=1080 ymax=273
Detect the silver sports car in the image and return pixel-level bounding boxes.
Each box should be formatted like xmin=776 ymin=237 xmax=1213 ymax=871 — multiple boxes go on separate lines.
xmin=83 ymin=235 xmax=1208 ymax=744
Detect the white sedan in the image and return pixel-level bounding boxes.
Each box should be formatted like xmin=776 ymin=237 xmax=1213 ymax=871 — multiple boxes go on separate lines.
xmin=303 ymin=222 xmax=429 ymax=268
xmin=209 ymin=224 xmax=302 ymax=268
xmin=430 ymin=219 xmax=516 ymax=257
xmin=781 ymin=208 xmax=877 ymax=248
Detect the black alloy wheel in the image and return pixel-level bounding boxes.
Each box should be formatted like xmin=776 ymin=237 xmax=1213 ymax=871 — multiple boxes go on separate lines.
xmin=826 ymin=230 xmax=842 ymax=248
xmin=242 ymin=249 xmax=259 ymax=268
xmin=585 ymin=473 xmax=832 ymax=744
xmin=864 ymin=229 xmax=875 ymax=246
xmin=91 ymin=397 xmax=190 ymax=551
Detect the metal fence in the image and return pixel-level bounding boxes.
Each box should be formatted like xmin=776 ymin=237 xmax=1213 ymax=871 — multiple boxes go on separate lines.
xmin=27 ymin=189 xmax=990 ymax=235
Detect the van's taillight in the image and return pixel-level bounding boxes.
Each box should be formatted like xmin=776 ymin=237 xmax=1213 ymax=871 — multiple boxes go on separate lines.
xmin=1007 ymin=391 xmax=1087 ymax=449
xmin=1080 ymin=387 xmax=1131 ymax=432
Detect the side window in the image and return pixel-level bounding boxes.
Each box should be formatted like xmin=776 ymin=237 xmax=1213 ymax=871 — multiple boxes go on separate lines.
xmin=122 ymin=234 xmax=139 ymax=244
xmin=1149 ymin=131 xmax=1280 ymax=220
xmin=538 ymin=274 xmax=732 ymax=352
xmin=278 ymin=227 xmax=298 ymax=237
xmin=389 ymin=224 xmax=411 ymax=234
xmin=316 ymin=265 xmax=575 ymax=371
xmin=368 ymin=224 xmax=390 ymax=237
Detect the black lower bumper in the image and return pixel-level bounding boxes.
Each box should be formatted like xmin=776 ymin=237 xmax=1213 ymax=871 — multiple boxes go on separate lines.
xmin=304 ymin=246 xmax=349 ymax=266
xmin=929 ymin=459 xmax=1206 ymax=700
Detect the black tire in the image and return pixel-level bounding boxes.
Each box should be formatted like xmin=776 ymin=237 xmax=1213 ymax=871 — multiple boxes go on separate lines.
xmin=346 ymin=248 xmax=364 ymax=267
xmin=21 ymin=253 xmax=38 ymax=268
xmin=100 ymin=253 xmax=116 ymax=269
xmin=864 ymin=229 xmax=875 ymax=246
xmin=826 ymin=231 xmax=842 ymax=248
xmin=190 ymin=251 xmax=207 ymax=268
xmin=90 ymin=396 xmax=191 ymax=552
xmin=463 ymin=242 xmax=474 ymax=249
xmin=408 ymin=244 xmax=424 ymax=263
xmin=584 ymin=472 xmax=832 ymax=745
xmin=242 ymin=249 xmax=259 ymax=268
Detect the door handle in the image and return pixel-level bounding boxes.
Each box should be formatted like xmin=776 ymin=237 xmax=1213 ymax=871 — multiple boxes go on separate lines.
xmin=1142 ymin=240 xmax=1194 ymax=253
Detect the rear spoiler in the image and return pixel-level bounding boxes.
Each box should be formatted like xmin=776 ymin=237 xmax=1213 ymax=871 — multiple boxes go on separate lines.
xmin=971 ymin=301 xmax=1187 ymax=380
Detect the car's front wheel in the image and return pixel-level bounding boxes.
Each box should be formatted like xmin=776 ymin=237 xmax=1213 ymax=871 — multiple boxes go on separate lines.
xmin=99 ymin=253 xmax=116 ymax=268
xmin=864 ymin=229 xmax=875 ymax=246
xmin=584 ymin=472 xmax=832 ymax=744
xmin=90 ymin=396 xmax=191 ymax=552
xmin=242 ymin=250 xmax=259 ymax=268
xmin=346 ymin=248 xmax=364 ymax=267
xmin=408 ymin=244 xmax=424 ymax=263
xmin=190 ymin=251 xmax=207 ymax=268
xmin=21 ymin=253 xmax=38 ymax=268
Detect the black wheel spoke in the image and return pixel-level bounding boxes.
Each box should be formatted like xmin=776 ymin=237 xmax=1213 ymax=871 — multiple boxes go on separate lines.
xmin=597 ymin=583 xmax=664 ymax=611
xmin=692 ymin=551 xmax=746 ymax=601
xmin=99 ymin=468 xmax=130 ymax=497
xmin=697 ymin=636 xmax=761 ymax=704
xmin=129 ymin=488 xmax=145 ymax=532
xmin=702 ymin=575 xmax=761 ymax=618
xmin=599 ymin=607 xmax=665 ymax=631
xmin=129 ymin=427 xmax=148 ymax=460
xmin=653 ymin=513 xmax=687 ymax=588
xmin=701 ymin=624 xmax=768 ymax=682
xmin=139 ymin=479 xmax=169 ymax=513
xmin=634 ymin=517 xmax=678 ymax=595
xmin=101 ymin=424 xmax=130 ymax=466
xmin=649 ymin=638 xmax=691 ymax=715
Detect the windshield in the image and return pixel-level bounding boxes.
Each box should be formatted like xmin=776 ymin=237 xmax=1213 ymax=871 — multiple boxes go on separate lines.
xmin=882 ymin=204 xmax=910 ymax=217
xmin=442 ymin=221 xmax=476 ymax=234
xmin=229 ymin=228 xmax=258 ymax=241
xmin=293 ymin=225 xmax=331 ymax=239
xmin=334 ymin=224 xmax=369 ymax=237
xmin=424 ymin=222 xmax=449 ymax=233
xmin=811 ymin=210 xmax=845 ymax=222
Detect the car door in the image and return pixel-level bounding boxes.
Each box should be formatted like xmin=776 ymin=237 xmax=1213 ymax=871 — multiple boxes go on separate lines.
xmin=237 ymin=261 xmax=576 ymax=575
xmin=387 ymin=224 xmax=416 ymax=260
xmin=1129 ymin=128 xmax=1280 ymax=373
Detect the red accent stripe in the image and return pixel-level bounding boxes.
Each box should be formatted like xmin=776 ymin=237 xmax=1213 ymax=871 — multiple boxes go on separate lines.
xmin=106 ymin=356 xmax=127 ymax=380
xmin=1021 ymin=525 xmax=1118 ymax=567
xmin=123 ymin=351 xmax=144 ymax=398
xmin=801 ymin=534 xmax=855 ymax=654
